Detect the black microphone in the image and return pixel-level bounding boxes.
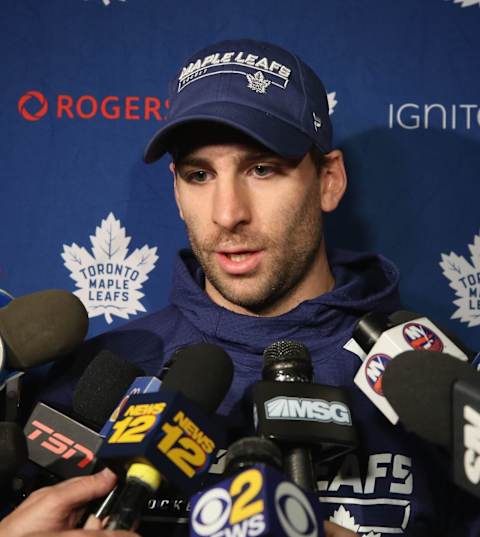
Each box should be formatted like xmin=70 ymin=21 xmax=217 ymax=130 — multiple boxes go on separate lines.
xmin=252 ymin=340 xmax=357 ymax=492
xmin=72 ymin=350 xmax=147 ymax=431
xmin=190 ymin=436 xmax=325 ymax=537
xmin=382 ymin=351 xmax=480 ymax=498
xmin=24 ymin=350 xmax=144 ymax=479
xmin=0 ymin=421 xmax=28 ymax=477
xmin=264 ymin=340 xmax=316 ymax=492
xmin=0 ymin=422 xmax=28 ymax=513
xmin=99 ymin=342 xmax=234 ymax=531
xmin=0 ymin=289 xmax=88 ymax=371
xmin=0 ymin=289 xmax=88 ymax=422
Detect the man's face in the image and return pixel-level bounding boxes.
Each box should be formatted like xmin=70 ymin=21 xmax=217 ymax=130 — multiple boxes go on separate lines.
xmin=172 ymin=127 xmax=341 ymax=316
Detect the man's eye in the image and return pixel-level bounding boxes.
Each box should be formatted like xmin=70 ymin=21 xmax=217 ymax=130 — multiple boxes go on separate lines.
xmin=252 ymin=165 xmax=274 ymax=177
xmin=186 ymin=170 xmax=210 ymax=183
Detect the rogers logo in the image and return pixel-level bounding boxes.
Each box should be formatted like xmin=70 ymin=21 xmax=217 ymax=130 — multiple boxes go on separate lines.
xmin=18 ymin=90 xmax=49 ymax=121
xmin=18 ymin=91 xmax=169 ymax=121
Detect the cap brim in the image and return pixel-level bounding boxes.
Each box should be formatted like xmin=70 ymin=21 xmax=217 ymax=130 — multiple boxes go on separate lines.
xmin=143 ymin=101 xmax=314 ymax=163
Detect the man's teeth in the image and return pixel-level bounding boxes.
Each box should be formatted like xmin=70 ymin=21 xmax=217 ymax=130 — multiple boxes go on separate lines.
xmin=227 ymin=253 xmax=251 ymax=262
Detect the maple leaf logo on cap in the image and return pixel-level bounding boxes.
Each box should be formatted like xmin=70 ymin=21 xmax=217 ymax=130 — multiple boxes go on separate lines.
xmin=246 ymin=71 xmax=272 ymax=94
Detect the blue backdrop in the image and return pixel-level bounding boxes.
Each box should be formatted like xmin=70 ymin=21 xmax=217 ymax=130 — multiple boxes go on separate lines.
xmin=1 ymin=0 xmax=479 ymax=349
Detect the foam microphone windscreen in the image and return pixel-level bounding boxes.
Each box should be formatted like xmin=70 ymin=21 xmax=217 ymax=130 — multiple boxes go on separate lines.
xmin=161 ymin=343 xmax=234 ymax=414
xmin=0 ymin=289 xmax=89 ymax=370
xmin=382 ymin=351 xmax=480 ymax=450
xmin=0 ymin=422 xmax=28 ymax=475
xmin=225 ymin=436 xmax=283 ymax=473
xmin=262 ymin=339 xmax=313 ymax=382
xmin=72 ymin=350 xmax=145 ymax=430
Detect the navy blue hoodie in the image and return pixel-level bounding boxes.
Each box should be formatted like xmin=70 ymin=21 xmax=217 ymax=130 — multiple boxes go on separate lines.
xmin=41 ymin=248 xmax=477 ymax=536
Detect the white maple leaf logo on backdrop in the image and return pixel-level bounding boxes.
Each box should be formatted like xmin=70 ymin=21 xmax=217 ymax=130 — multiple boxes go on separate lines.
xmin=327 ymin=91 xmax=338 ymax=115
xmin=440 ymin=230 xmax=480 ymax=327
xmin=62 ymin=213 xmax=158 ymax=324
xmin=450 ymin=0 xmax=480 ymax=7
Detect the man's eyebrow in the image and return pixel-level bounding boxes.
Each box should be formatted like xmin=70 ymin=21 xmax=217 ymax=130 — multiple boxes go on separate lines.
xmin=241 ymin=152 xmax=283 ymax=162
xmin=175 ymin=151 xmax=299 ymax=170
xmin=241 ymin=152 xmax=301 ymax=167
xmin=175 ymin=156 xmax=211 ymax=169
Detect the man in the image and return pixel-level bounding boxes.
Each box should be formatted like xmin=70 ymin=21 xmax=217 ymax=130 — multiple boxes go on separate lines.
xmin=43 ymin=39 xmax=462 ymax=535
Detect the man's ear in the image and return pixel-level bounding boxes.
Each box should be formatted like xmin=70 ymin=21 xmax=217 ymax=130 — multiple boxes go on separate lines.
xmin=319 ymin=149 xmax=347 ymax=213
xmin=170 ymin=162 xmax=185 ymax=221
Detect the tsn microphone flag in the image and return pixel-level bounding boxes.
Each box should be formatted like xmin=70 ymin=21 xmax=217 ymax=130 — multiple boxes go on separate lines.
xmin=24 ymin=403 xmax=102 ymax=478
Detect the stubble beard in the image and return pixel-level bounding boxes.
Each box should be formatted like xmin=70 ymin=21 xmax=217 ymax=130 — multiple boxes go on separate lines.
xmin=185 ymin=206 xmax=325 ymax=315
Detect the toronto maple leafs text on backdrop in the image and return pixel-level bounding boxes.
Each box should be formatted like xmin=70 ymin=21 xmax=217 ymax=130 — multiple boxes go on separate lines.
xmin=62 ymin=213 xmax=158 ymax=324
xmin=440 ymin=230 xmax=480 ymax=327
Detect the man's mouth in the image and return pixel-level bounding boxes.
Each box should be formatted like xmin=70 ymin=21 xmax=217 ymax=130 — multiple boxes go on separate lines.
xmin=224 ymin=252 xmax=253 ymax=262
xmin=215 ymin=249 xmax=264 ymax=275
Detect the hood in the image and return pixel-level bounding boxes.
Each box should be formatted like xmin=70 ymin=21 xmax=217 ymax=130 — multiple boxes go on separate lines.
xmin=169 ymin=248 xmax=401 ymax=355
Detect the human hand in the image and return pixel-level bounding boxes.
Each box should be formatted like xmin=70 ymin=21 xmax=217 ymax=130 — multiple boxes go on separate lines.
xmin=0 ymin=468 xmax=118 ymax=537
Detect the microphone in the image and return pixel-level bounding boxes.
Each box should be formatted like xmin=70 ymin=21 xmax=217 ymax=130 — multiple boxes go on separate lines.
xmin=0 ymin=422 xmax=28 ymax=514
xmin=252 ymin=340 xmax=357 ymax=491
xmin=0 ymin=289 xmax=88 ymax=371
xmin=78 ymin=357 xmax=167 ymax=519
xmin=99 ymin=342 xmax=234 ymax=531
xmin=24 ymin=350 xmax=144 ymax=479
xmin=99 ymin=375 xmax=162 ymax=438
xmin=263 ymin=340 xmax=315 ymax=492
xmin=388 ymin=310 xmax=474 ymax=359
xmin=0 ymin=371 xmax=23 ymax=423
xmin=382 ymin=351 xmax=480 ymax=498
xmin=97 ymin=349 xmax=179 ymax=439
xmin=0 ymin=289 xmax=88 ymax=422
xmin=190 ymin=436 xmax=325 ymax=537
xmin=72 ymin=350 xmax=150 ymax=431
xmin=0 ymin=421 xmax=28 ymax=477
xmin=353 ymin=310 xmax=470 ymax=424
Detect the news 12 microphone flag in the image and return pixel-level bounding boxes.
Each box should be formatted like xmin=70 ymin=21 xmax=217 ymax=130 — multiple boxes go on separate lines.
xmin=1 ymin=0 xmax=479 ymax=343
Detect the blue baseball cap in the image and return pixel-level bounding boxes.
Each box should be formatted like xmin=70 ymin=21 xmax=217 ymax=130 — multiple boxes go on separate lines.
xmin=144 ymin=39 xmax=332 ymax=163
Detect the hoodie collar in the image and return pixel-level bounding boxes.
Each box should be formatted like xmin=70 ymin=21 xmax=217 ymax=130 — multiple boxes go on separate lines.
xmin=169 ymin=248 xmax=400 ymax=353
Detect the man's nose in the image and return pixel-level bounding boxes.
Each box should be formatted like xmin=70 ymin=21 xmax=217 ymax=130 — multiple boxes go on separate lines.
xmin=211 ymin=176 xmax=251 ymax=231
